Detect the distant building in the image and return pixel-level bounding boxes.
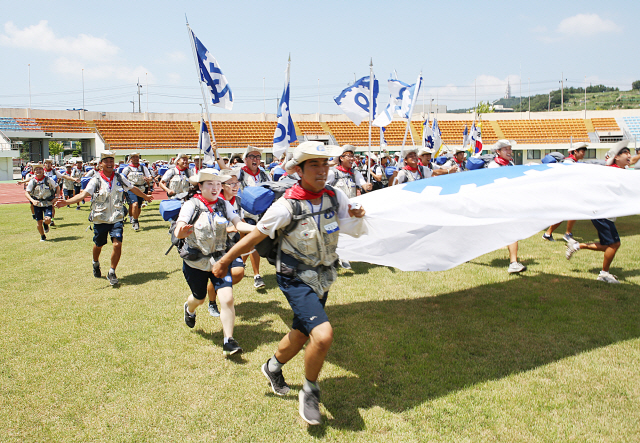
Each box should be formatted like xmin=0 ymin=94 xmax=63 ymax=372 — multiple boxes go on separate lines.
xmin=504 ymin=80 xmax=512 ymax=99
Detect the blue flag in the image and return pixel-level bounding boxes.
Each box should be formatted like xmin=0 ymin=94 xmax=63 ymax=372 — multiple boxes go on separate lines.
xmin=198 ymin=119 xmax=214 ymax=164
xmin=273 ymin=60 xmax=297 ymax=159
xmin=191 ymin=29 xmax=233 ymax=110
xmin=334 ymin=76 xmax=379 ymax=126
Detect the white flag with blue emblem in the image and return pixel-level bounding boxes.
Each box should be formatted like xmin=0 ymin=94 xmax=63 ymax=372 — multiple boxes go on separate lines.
xmin=399 ymin=74 xmax=422 ymax=119
xmin=334 ymin=76 xmax=379 ymax=126
xmin=337 ymin=164 xmax=640 ymax=271
xmin=198 ymin=119 xmax=214 ymax=164
xmin=422 ymin=117 xmax=433 ymax=149
xmin=373 ymin=78 xmax=411 ymax=127
xmin=273 ymin=58 xmax=297 ymax=159
xmin=191 ymin=29 xmax=233 ymax=110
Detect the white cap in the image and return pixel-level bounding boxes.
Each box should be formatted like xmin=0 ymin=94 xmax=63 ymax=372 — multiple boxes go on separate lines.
xmin=417 ymin=148 xmax=435 ymax=156
xmin=568 ymin=142 xmax=588 ymax=153
xmin=220 ymin=167 xmax=242 ymax=178
xmin=188 ymin=168 xmax=231 ymax=185
xmin=285 ymin=141 xmax=343 ymax=169
xmin=492 ymin=139 xmax=512 ymax=152
xmin=176 ymin=152 xmax=189 ymax=160
xmin=100 ymin=151 xmax=116 ymax=161
xmin=402 ymin=148 xmax=418 ymax=158
xmin=368 ymin=153 xmax=378 ymax=161
xmin=129 ymin=152 xmax=141 ymax=158
xmin=243 ymin=146 xmax=263 ymax=159
xmin=605 ymin=140 xmax=630 ymax=166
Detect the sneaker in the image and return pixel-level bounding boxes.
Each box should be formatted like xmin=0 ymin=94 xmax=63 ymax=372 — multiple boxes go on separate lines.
xmin=50 ymin=221 xmax=55 ymax=227
xmin=107 ymin=269 xmax=119 ymax=286
xmin=597 ymin=271 xmax=620 ymax=284
xmin=340 ymin=259 xmax=352 ymax=270
xmin=507 ymin=262 xmax=526 ymax=273
xmin=132 ymin=221 xmax=140 ymax=231
xmin=208 ymin=302 xmax=220 ymax=317
xmin=40 ymin=235 xmax=46 ymax=242
xmin=92 ymin=261 xmax=101 ymax=278
xmin=184 ymin=302 xmax=196 ymax=328
xmin=76 ymin=206 xmax=80 ymax=210
xmin=299 ymin=389 xmax=322 ymax=425
xmin=254 ymin=275 xmax=265 ymax=289
xmin=566 ymin=239 xmax=580 ymax=260
xmin=32 ymin=214 xmax=36 ymax=220
xmin=541 ymin=233 xmax=554 ymax=241
xmin=261 ymin=360 xmax=290 ymax=396
xmin=563 ymin=233 xmax=574 ymax=242
xmin=223 ymin=337 xmax=243 ymax=356
xmin=43 ymin=223 xmax=49 ymax=233
xmin=141 ymin=202 xmax=148 ymax=208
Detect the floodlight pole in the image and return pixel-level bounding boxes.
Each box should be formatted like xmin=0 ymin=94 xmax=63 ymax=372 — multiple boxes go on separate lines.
xmin=367 ymin=58 xmax=373 ymax=183
xmin=82 ymin=68 xmax=85 ymax=119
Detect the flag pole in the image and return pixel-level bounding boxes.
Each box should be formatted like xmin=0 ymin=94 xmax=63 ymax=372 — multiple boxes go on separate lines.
xmin=186 ymin=19 xmax=219 ymax=162
xmin=367 ymin=58 xmax=373 ymax=183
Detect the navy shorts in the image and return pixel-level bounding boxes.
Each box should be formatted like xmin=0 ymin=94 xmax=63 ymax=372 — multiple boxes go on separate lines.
xmin=63 ymin=189 xmax=75 ymax=199
xmin=182 ymin=261 xmax=232 ymax=300
xmin=93 ymin=221 xmax=124 ymax=247
xmin=34 ymin=206 xmax=53 ymax=221
xmin=73 ymin=185 xmax=81 ymax=194
xmin=591 ymin=219 xmax=620 ymax=246
xmin=126 ymin=190 xmax=144 ymax=205
xmin=277 ymin=272 xmax=329 ymax=336
xmin=231 ymin=256 xmax=245 ymax=268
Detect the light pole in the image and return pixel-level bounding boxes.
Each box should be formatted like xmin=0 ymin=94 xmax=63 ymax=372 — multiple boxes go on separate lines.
xmin=82 ymin=69 xmax=85 ymax=117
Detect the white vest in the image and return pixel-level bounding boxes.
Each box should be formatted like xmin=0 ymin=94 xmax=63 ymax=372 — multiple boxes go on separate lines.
xmin=183 ymin=199 xmax=230 ymax=271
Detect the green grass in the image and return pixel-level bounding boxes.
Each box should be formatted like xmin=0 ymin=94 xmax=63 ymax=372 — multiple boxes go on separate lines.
xmin=1 ymin=202 xmax=640 ymax=442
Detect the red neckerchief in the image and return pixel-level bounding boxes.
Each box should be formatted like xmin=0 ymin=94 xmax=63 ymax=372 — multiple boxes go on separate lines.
xmin=35 ymin=174 xmax=46 ymax=183
xmin=284 ymin=183 xmax=336 ymax=200
xmin=403 ymin=164 xmax=419 ymax=172
xmin=100 ymin=170 xmax=115 ymax=188
xmin=567 ymin=154 xmax=577 ymax=162
xmin=242 ymin=165 xmax=260 ymax=178
xmin=44 ymin=167 xmax=53 ymax=172
xmin=335 ymin=165 xmax=353 ymax=176
xmin=194 ymin=193 xmax=220 ymax=213
xmin=175 ymin=164 xmax=188 ymax=172
xmin=609 ymin=163 xmax=622 ymax=169
xmin=219 ymin=192 xmax=236 ymax=206
xmin=454 ymin=157 xmax=464 ymax=166
xmin=129 ymin=163 xmax=140 ymax=170
xmin=494 ymin=156 xmax=510 ymax=166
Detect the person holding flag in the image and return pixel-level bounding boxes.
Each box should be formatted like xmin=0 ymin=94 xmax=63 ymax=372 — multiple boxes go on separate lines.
xmin=211 ymin=141 xmax=367 ymax=425
xmin=487 ymin=140 xmax=527 ymax=274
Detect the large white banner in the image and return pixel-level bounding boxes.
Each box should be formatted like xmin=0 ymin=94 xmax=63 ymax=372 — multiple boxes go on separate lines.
xmin=337 ymin=164 xmax=640 ymax=271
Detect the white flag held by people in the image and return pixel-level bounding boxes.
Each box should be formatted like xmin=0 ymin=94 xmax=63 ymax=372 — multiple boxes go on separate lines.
xmin=337 ymin=164 xmax=640 ymax=271
xmin=191 ymin=30 xmax=233 ymax=110
xmin=398 ymin=74 xmax=422 ymax=120
xmin=198 ymin=119 xmax=214 ymax=164
xmin=422 ymin=117 xmax=433 ymax=149
xmin=432 ymin=118 xmax=443 ymax=156
xmin=373 ymin=78 xmax=411 ymax=127
xmin=334 ymin=76 xmax=379 ymax=126
xmin=273 ymin=59 xmax=297 ymax=159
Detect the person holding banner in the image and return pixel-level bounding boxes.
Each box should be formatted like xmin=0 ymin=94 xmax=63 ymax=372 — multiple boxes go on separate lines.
xmin=488 ymin=140 xmax=527 ymax=274
xmin=392 ymin=149 xmax=433 ymax=185
xmin=327 ymin=145 xmax=372 ymax=197
xmin=565 ymin=142 xmax=631 ymax=284
xmin=442 ymin=148 xmax=467 ymax=172
xmin=211 ymin=141 xmax=366 ymax=425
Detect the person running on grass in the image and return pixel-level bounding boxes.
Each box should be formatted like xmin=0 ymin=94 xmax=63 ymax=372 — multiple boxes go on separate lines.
xmin=121 ymin=152 xmax=153 ymax=231
xmin=206 ymin=167 xmax=247 ymax=318
xmin=24 ymin=162 xmax=58 ymax=242
xmin=43 ymin=158 xmax=73 ymax=226
xmin=56 ymin=151 xmax=153 ymax=286
xmin=488 ymin=140 xmax=527 ymax=274
xmin=174 ymin=169 xmax=254 ymax=355
xmin=565 ymin=141 xmax=631 ymax=284
xmin=392 ymin=148 xmax=433 ymax=185
xmin=212 ymin=141 xmax=367 ymax=425
xmin=71 ymin=158 xmax=86 ymax=209
xmin=61 ymin=162 xmax=81 ymax=208
xmin=542 ymin=142 xmax=589 ymax=242
xmin=159 ymin=153 xmax=193 ymax=199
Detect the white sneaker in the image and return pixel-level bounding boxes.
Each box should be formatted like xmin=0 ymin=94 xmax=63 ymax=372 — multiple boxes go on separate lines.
xmin=507 ymin=262 xmax=526 ymax=273
xmin=597 ymin=271 xmax=620 ymax=284
xmin=565 ymin=239 xmax=580 ymax=260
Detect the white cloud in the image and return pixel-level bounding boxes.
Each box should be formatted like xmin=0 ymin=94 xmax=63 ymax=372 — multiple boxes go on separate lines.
xmin=167 ymin=73 xmax=181 ymax=84
xmin=557 ymin=13 xmax=620 ymax=36
xmin=52 ymin=57 xmax=152 ymax=83
xmin=166 ymin=51 xmax=187 ymax=63
xmin=0 ymin=20 xmax=119 ymax=61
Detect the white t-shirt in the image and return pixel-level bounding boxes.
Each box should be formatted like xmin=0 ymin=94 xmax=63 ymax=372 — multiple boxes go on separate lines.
xmin=256 ymin=188 xmax=364 ymax=239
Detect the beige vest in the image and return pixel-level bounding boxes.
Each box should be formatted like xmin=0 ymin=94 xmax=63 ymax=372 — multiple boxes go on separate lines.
xmin=90 ymin=175 xmax=127 ymax=224
xmin=183 ymin=199 xmax=230 ymax=271
xmin=278 ymin=194 xmax=340 ymax=296
xmin=29 ymin=177 xmax=56 ymax=207
xmin=330 ymin=167 xmax=356 ymax=198
xmin=168 ymin=168 xmax=191 ymax=194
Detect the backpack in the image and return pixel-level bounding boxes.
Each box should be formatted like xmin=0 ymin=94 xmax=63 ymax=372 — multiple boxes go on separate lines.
xmin=165 ymin=198 xmax=228 ymax=260
xmin=479 ymin=154 xmax=496 ymax=167
xmin=254 ymin=185 xmax=339 ymax=271
xmin=30 ymin=177 xmax=57 ymax=202
xmin=240 ymin=176 xmax=299 ymax=216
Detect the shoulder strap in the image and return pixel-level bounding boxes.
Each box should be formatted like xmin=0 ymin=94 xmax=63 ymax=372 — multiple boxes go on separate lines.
xmin=215 ymin=198 xmax=228 ymax=220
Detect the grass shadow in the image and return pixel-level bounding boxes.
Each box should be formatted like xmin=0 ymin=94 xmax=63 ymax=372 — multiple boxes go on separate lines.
xmin=316 ymin=272 xmax=640 ymax=431
xmin=49 ymin=236 xmax=82 ymax=242
xmin=344 ymin=261 xmax=397 ymax=275
xmin=118 ymin=269 xmax=179 ymax=285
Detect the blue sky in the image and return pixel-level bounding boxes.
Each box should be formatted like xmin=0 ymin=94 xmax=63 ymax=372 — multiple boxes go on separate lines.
xmin=0 ymin=0 xmax=636 ymax=115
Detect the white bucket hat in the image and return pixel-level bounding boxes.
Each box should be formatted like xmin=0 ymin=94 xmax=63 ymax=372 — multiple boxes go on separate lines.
xmin=188 ymin=168 xmax=231 ymax=185
xmin=568 ymin=142 xmax=588 ymax=153
xmin=100 ymin=151 xmax=115 ymax=161
xmin=605 ymin=140 xmax=630 ymax=166
xmin=492 ymin=140 xmax=512 ymax=153
xmin=243 ymin=146 xmax=264 ymax=159
xmin=285 ymin=141 xmax=343 ymax=169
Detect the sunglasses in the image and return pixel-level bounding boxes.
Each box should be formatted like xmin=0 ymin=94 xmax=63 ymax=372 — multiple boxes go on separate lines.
xmin=246 ymin=154 xmax=261 ymax=160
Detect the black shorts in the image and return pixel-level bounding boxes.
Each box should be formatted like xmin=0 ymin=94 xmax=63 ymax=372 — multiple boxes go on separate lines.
xmin=182 ymin=262 xmax=232 ymax=300
xmin=63 ymin=189 xmax=75 ymax=199
xmin=93 ymin=221 xmax=124 ymax=247
xmin=277 ymin=271 xmax=329 ymax=336
xmin=591 ymin=219 xmax=620 ymax=246
xmin=34 ymin=206 xmax=53 ymax=221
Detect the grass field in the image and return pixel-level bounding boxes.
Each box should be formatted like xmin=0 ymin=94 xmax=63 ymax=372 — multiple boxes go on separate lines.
xmin=1 ymin=201 xmax=640 ymax=442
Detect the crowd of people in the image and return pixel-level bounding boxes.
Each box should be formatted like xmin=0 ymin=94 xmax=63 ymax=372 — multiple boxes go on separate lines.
xmin=17 ymin=137 xmax=639 ymax=425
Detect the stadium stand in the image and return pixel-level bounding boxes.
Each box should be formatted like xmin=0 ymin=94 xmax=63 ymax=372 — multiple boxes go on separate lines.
xmin=497 ymin=119 xmax=589 ymax=144
xmin=623 ymin=116 xmax=640 ymax=140
xmin=94 ymin=120 xmax=198 ymax=150
xmin=296 ymin=121 xmax=327 ymax=136
xmin=0 ymin=117 xmax=22 ymax=131
xmin=591 ymin=118 xmax=619 ymax=131
xmin=15 ymin=118 xmax=42 ymax=131
xmin=205 ymin=121 xmax=297 ymax=150
xmin=409 ymin=120 xmax=499 ymax=146
xmin=33 ymin=118 xmax=95 ymax=133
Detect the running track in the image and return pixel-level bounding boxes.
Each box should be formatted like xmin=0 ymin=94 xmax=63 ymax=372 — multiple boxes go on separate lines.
xmin=0 ymin=183 xmax=167 ymax=205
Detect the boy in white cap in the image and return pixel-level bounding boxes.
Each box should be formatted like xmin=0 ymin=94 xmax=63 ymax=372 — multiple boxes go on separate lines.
xmin=442 ymin=148 xmax=466 ymax=172
xmin=175 ymin=168 xmax=255 ymax=355
xmin=24 ymin=163 xmax=59 ymax=241
xmin=61 ymin=162 xmax=81 ymax=207
xmin=565 ymin=141 xmax=631 ymax=283
xmin=121 ymin=152 xmax=153 ymax=231
xmin=57 ymin=151 xmax=153 ymax=285
xmin=212 ymin=141 xmax=366 ymax=425
xmin=159 ymin=153 xmax=193 ymax=198
xmin=542 ymin=143 xmax=588 ymax=241
xmin=235 ymin=146 xmax=270 ymax=289
xmin=487 ymin=140 xmax=527 ymax=273
xmin=392 ymin=149 xmax=433 ymax=185
xmin=327 ymin=145 xmax=372 ymax=197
